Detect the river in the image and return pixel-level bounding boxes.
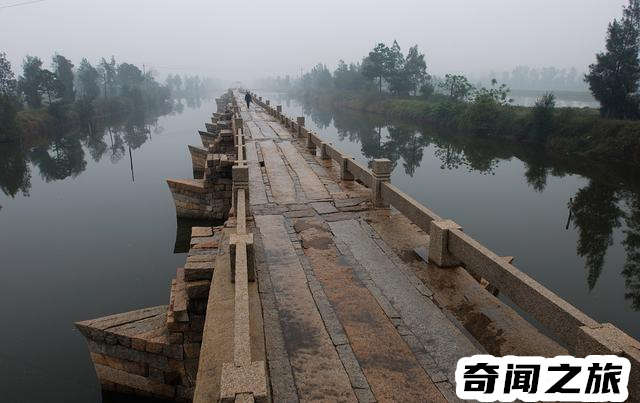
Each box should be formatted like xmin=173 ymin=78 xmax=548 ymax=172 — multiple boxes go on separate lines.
xmin=0 ymin=96 xmax=220 ymax=402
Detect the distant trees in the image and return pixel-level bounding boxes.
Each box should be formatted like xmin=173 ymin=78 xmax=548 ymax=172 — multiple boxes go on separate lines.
xmin=361 ymin=41 xmax=428 ymax=95
xmin=288 ymin=40 xmax=429 ymax=96
xmin=474 ymin=66 xmax=586 ymax=92
xmin=299 ymin=64 xmax=333 ymax=91
xmin=333 ymin=61 xmax=370 ymax=91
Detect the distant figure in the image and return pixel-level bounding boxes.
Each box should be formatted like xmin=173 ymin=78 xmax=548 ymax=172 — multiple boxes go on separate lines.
xmin=245 ymin=92 xmax=252 ymax=109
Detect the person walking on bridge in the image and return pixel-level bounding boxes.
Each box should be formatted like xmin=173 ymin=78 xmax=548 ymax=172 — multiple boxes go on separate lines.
xmin=244 ymin=92 xmax=252 ymax=109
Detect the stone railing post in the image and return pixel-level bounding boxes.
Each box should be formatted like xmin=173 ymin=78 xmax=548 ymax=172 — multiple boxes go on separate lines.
xmin=428 ymin=220 xmax=462 ymax=267
xmin=340 ymin=154 xmax=354 ymax=182
xmin=234 ymin=117 xmax=243 ymax=135
xmin=276 ymin=105 xmax=282 ymax=119
xmin=306 ymin=131 xmax=316 ymax=154
xmin=320 ymin=142 xmax=330 ymax=160
xmin=371 ymin=159 xmax=392 ymax=208
xmin=296 ymin=117 xmax=305 ymax=137
xmin=232 ymin=165 xmax=250 ymax=214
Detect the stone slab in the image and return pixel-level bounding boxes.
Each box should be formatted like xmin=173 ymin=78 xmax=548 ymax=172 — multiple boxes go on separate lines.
xmin=259 ymin=141 xmax=296 ymax=204
xmin=255 ymin=215 xmax=355 ymax=401
xmin=300 ymin=219 xmax=446 ymax=402
xmin=329 ymin=219 xmax=480 ymax=385
xmin=279 ymin=141 xmax=330 ymax=201
xmin=310 ymin=201 xmax=338 ymax=215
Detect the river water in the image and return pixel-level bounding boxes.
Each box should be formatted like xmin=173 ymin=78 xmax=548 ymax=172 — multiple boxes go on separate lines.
xmin=0 ymin=96 xmax=220 ymax=402
xmin=0 ymin=92 xmax=637 ymax=401
xmin=266 ymin=92 xmax=640 ymax=344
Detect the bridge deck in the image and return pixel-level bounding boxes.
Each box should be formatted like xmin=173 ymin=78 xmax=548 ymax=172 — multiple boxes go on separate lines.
xmin=196 ymin=94 xmax=566 ymax=402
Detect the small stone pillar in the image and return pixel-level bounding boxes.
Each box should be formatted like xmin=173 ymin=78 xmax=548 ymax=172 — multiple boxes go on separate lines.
xmin=234 ymin=117 xmax=243 ymax=135
xmin=428 ymin=220 xmax=462 ymax=267
xmin=232 ymin=165 xmax=250 ymax=213
xmin=320 ymin=142 xmax=330 ymax=160
xmin=276 ymin=105 xmax=282 ymax=119
xmin=296 ymin=117 xmax=305 ymax=137
xmin=306 ymin=131 xmax=316 ymax=154
xmin=340 ymin=155 xmax=354 ymax=181
xmin=371 ymin=159 xmax=392 ymax=208
xmin=259 ymin=96 xmax=263 ymax=103
xmin=265 ymin=100 xmax=270 ymax=106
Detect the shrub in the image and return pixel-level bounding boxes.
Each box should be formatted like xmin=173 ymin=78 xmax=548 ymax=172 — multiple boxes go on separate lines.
xmin=531 ymin=92 xmax=555 ymax=142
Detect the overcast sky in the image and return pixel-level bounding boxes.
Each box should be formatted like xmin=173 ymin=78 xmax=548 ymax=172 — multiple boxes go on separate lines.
xmin=0 ymin=0 xmax=629 ymax=82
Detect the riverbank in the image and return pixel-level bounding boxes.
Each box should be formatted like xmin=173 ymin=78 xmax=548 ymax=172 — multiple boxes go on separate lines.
xmin=291 ymin=89 xmax=640 ymax=168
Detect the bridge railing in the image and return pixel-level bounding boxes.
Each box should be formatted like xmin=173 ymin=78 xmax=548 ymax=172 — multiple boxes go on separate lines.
xmin=218 ymin=97 xmax=267 ymax=402
xmin=250 ymin=92 xmax=639 ymax=395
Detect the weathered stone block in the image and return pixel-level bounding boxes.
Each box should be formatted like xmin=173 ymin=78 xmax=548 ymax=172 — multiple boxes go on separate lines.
xmin=428 ymin=219 xmax=462 ymax=267
xmin=185 ymin=280 xmax=210 ymax=299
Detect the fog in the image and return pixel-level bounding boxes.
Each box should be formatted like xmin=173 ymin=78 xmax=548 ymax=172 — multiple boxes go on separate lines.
xmin=1 ymin=0 xmax=628 ymax=82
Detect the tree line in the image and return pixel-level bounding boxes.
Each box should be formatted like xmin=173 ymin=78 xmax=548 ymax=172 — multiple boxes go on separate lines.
xmin=0 ymin=52 xmax=218 ymax=138
xmin=472 ymin=66 xmax=588 ymax=92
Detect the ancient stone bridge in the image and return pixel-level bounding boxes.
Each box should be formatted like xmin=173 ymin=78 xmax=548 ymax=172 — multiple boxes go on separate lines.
xmin=76 ymin=90 xmax=640 ymax=402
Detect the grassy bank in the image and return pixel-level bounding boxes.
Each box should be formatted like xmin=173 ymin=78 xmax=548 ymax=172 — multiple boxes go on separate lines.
xmin=293 ymin=89 xmax=640 ymax=167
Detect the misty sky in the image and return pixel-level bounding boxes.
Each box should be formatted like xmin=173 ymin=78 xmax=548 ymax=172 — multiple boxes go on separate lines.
xmin=1 ymin=0 xmax=629 ymax=82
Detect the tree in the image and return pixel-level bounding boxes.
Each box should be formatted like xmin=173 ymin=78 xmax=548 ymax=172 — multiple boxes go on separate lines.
xmin=40 ymin=69 xmax=61 ymax=103
xmin=0 ymin=52 xmax=17 ymax=95
xmin=439 ymin=74 xmax=474 ymax=101
xmin=0 ymin=52 xmax=20 ymax=135
xmin=97 ymin=56 xmax=117 ymax=98
xmin=19 ymin=55 xmax=45 ymax=108
xmin=52 ymin=54 xmax=74 ymax=103
xmin=586 ymin=17 xmax=640 ymax=119
xmin=531 ymin=92 xmax=555 ymax=141
xmin=76 ymin=58 xmax=100 ymax=101
xmin=362 ymin=43 xmax=391 ymax=93
xmin=403 ymin=45 xmax=428 ymax=95
xmin=116 ymin=62 xmax=144 ymax=97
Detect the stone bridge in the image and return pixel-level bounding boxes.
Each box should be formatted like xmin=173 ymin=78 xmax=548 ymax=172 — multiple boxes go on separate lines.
xmin=76 ymin=90 xmax=640 ymax=402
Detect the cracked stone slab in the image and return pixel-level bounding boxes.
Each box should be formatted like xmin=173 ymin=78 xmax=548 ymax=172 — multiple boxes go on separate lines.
xmin=254 ymin=215 xmax=355 ymax=401
xmin=328 ymin=219 xmax=480 ymax=385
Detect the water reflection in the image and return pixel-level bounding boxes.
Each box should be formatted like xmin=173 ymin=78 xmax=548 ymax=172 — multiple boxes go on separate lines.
xmin=0 ymin=95 xmax=210 ymax=205
xmin=291 ymin=94 xmax=640 ymax=311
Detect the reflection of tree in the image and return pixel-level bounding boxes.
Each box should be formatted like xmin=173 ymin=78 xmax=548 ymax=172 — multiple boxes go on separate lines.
xmin=108 ymin=131 xmax=126 ymax=164
xmin=385 ymin=124 xmax=426 ymax=176
xmin=30 ymin=137 xmax=87 ymax=182
xmin=622 ymin=193 xmax=640 ymax=310
xmin=524 ymin=162 xmax=549 ymax=192
xmin=0 ymin=143 xmax=32 ymax=197
xmin=572 ymin=181 xmax=623 ymax=290
xmin=83 ymin=134 xmax=108 ymax=162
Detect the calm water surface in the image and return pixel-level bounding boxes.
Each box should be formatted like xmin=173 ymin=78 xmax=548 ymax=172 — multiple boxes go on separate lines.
xmin=0 ymin=96 xmax=220 ymax=402
xmin=266 ymin=92 xmax=640 ymax=343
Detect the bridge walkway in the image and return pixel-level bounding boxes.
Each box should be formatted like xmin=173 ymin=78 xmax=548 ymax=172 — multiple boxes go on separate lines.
xmin=196 ymin=93 xmax=567 ymax=402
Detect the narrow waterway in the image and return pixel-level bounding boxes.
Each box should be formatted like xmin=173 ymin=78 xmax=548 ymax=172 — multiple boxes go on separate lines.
xmin=0 ymin=96 xmax=220 ymax=402
xmin=266 ymin=92 xmax=640 ymax=343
